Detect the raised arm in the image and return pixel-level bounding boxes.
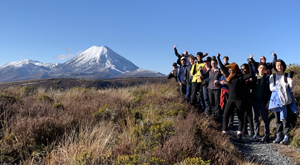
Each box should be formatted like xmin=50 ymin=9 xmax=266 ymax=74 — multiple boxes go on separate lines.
xmin=242 ymin=61 xmax=254 ymax=80
xmin=174 ymin=45 xmax=181 ymax=58
xmin=217 ymin=53 xmax=229 ymax=78
xmin=268 ymin=52 xmax=277 ymax=70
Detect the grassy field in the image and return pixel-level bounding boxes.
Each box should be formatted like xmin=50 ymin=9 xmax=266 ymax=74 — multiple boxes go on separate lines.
xmin=0 ymin=78 xmax=263 ymax=165
xmin=1 ymin=73 xmax=300 ymax=164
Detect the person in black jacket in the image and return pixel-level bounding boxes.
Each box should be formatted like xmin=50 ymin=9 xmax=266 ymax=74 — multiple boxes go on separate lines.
xmin=174 ymin=45 xmax=190 ymax=66
xmin=167 ymin=62 xmax=178 ymax=82
xmin=249 ymin=52 xmax=277 ymax=75
xmin=183 ymin=55 xmax=195 ymax=102
xmin=250 ymin=62 xmax=271 ymax=142
xmin=217 ymin=53 xmax=254 ymax=142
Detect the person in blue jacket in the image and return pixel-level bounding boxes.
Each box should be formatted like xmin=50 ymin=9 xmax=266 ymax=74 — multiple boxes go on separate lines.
xmin=269 ymin=59 xmax=297 ymax=145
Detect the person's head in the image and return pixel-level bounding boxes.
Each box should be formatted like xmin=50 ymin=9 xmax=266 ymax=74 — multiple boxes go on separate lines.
xmin=183 ymin=51 xmax=189 ymax=57
xmin=260 ymin=56 xmax=266 ymax=63
xmin=275 ymin=59 xmax=286 ymax=73
xmin=241 ymin=63 xmax=249 ymax=74
xmin=180 ymin=57 xmax=186 ymax=66
xmin=196 ymin=52 xmax=203 ymax=62
xmin=211 ymin=56 xmax=218 ymax=68
xmin=225 ymin=62 xmax=240 ymax=81
xmin=172 ymin=62 xmax=177 ymax=70
xmin=223 ymin=56 xmax=229 ymax=64
xmin=204 ymin=56 xmax=211 ymax=68
xmin=188 ymin=54 xmax=195 ymax=64
xmin=257 ymin=62 xmax=267 ymax=75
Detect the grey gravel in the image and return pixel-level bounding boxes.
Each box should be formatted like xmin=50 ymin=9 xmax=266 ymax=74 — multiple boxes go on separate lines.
xmin=227 ymin=124 xmax=296 ymax=165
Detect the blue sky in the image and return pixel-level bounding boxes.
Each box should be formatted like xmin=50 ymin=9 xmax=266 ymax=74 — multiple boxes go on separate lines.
xmin=0 ymin=0 xmax=299 ymax=75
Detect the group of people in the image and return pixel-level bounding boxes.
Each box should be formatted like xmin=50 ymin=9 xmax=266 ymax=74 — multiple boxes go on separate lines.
xmin=167 ymin=45 xmax=298 ymax=144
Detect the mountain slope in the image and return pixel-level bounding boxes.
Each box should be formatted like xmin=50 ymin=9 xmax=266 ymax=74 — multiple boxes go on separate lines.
xmin=53 ymin=46 xmax=138 ymax=75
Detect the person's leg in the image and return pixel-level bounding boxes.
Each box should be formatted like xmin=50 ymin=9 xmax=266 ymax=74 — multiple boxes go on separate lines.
xmin=235 ymin=100 xmax=245 ymax=132
xmin=245 ymin=102 xmax=254 ymax=136
xmin=222 ymin=99 xmax=235 ymax=132
xmin=208 ymin=88 xmax=214 ymax=116
xmin=185 ymin=85 xmax=191 ymax=102
xmin=213 ymin=89 xmax=221 ymax=122
xmin=252 ymin=101 xmax=260 ymax=135
xmin=203 ymin=86 xmax=211 ymax=115
xmin=273 ymin=111 xmax=283 ymax=143
xmin=259 ymin=101 xmax=270 ymax=136
xmin=190 ymin=82 xmax=197 ymax=105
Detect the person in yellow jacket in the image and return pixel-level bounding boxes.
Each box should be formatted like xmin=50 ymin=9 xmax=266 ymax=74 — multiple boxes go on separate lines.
xmin=190 ymin=51 xmax=208 ymax=110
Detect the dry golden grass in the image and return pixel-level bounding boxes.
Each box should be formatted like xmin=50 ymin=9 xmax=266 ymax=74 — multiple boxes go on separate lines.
xmin=0 ymin=80 xmax=266 ymax=164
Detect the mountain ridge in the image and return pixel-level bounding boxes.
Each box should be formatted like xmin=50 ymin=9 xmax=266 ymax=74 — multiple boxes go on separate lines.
xmin=0 ymin=46 xmax=164 ymax=83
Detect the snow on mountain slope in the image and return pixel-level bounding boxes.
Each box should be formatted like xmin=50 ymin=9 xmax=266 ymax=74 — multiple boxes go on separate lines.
xmin=56 ymin=46 xmax=138 ymax=74
xmin=0 ymin=59 xmax=58 ymax=69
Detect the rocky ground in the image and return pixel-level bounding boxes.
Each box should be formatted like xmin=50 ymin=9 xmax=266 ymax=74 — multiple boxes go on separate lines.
xmin=228 ymin=118 xmax=299 ymax=165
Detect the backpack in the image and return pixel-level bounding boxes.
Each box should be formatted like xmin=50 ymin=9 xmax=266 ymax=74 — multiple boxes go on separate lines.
xmin=273 ymin=73 xmax=288 ymax=84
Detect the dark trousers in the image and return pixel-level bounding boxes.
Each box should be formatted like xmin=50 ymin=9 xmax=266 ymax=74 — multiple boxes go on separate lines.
xmin=274 ymin=109 xmax=294 ymax=136
xmin=208 ymin=89 xmax=221 ymax=121
xmin=179 ymin=83 xmax=186 ymax=96
xmin=243 ymin=101 xmax=254 ymax=134
xmin=252 ymin=100 xmax=270 ymax=136
xmin=203 ymin=86 xmax=211 ymax=115
xmin=185 ymin=85 xmax=191 ymax=102
xmin=223 ymin=99 xmax=245 ymax=132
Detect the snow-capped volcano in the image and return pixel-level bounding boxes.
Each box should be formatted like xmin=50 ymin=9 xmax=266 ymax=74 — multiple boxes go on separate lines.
xmin=1 ymin=59 xmax=58 ymax=69
xmin=0 ymin=46 xmax=164 ymax=83
xmin=55 ymin=46 xmax=138 ymax=74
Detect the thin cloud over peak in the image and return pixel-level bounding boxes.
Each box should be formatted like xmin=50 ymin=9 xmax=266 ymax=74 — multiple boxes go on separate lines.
xmin=64 ymin=47 xmax=72 ymax=52
xmin=55 ymin=54 xmax=74 ymax=60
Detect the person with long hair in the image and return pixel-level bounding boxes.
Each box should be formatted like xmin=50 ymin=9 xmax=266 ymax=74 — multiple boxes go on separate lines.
xmin=217 ymin=53 xmax=254 ymax=142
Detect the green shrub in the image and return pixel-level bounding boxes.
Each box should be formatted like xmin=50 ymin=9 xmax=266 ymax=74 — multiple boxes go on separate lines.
xmin=177 ymin=157 xmax=211 ymax=165
xmin=0 ymin=94 xmax=19 ymax=105
xmin=20 ymin=85 xmax=35 ymax=96
xmin=52 ymin=103 xmax=64 ymax=110
xmin=291 ymin=129 xmax=300 ymax=148
xmin=71 ymin=150 xmax=92 ymax=165
xmin=38 ymin=94 xmax=53 ymax=103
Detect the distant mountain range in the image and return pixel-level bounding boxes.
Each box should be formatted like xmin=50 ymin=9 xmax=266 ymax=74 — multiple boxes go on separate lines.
xmin=0 ymin=46 xmax=165 ymax=83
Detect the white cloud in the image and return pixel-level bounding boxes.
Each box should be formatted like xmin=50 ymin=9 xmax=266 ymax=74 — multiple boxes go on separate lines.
xmin=24 ymin=51 xmax=30 ymax=54
xmin=55 ymin=54 xmax=74 ymax=60
xmin=64 ymin=47 xmax=72 ymax=52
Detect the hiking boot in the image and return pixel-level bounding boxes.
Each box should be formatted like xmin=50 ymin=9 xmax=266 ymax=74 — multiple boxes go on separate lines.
xmin=280 ymin=135 xmax=289 ymax=145
xmin=273 ymin=134 xmax=282 ymax=143
xmin=250 ymin=134 xmax=260 ymax=141
xmin=236 ymin=133 xmax=243 ymax=143
xmin=261 ymin=135 xmax=269 ymax=143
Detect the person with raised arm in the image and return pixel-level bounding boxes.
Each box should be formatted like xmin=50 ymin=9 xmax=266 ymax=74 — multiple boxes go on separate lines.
xmin=249 ymin=52 xmax=277 ymax=75
xmin=217 ymin=53 xmax=254 ymax=142
xmin=250 ymin=62 xmax=271 ymax=142
xmin=174 ymin=45 xmax=190 ymax=66
xmin=190 ymin=52 xmax=208 ymax=110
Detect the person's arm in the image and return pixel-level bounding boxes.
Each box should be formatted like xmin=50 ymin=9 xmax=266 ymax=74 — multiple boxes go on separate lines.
xmin=177 ymin=68 xmax=181 ymax=83
xmin=242 ymin=61 xmax=254 ymax=80
xmin=269 ymin=74 xmax=276 ymax=92
xmin=217 ymin=53 xmax=229 ymax=78
xmin=167 ymin=71 xmax=174 ymax=79
xmin=287 ymin=74 xmax=294 ymax=90
xmin=269 ymin=52 xmax=277 ymax=70
xmin=249 ymin=54 xmax=258 ymax=69
xmin=174 ymin=45 xmax=181 ymax=58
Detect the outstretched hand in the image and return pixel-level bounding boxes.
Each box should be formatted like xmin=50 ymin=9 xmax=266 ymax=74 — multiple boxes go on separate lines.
xmin=250 ymin=54 xmax=253 ymax=59
xmin=174 ymin=45 xmax=177 ymax=48
xmin=217 ymin=53 xmax=220 ymax=58
xmin=272 ymin=51 xmax=276 ymax=56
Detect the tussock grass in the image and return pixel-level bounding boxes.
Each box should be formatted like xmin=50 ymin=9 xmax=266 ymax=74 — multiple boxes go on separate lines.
xmin=0 ymin=80 xmax=260 ymax=164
